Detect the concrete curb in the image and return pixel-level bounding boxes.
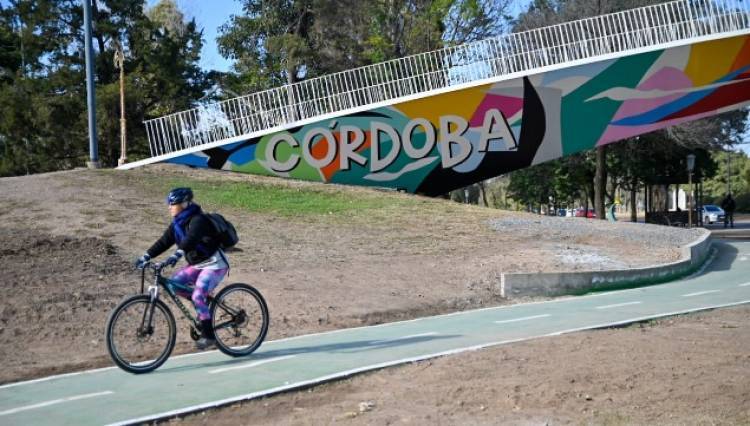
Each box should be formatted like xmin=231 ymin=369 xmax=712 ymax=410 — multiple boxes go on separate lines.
xmin=500 ymin=230 xmax=713 ymax=298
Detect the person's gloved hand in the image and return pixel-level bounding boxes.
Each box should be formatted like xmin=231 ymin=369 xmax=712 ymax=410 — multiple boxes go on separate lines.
xmin=165 ymin=250 xmax=184 ymax=267
xmin=135 ymin=253 xmax=150 ymax=269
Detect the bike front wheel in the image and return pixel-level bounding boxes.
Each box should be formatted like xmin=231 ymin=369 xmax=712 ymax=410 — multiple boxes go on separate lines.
xmin=211 ymin=283 xmax=269 ymax=357
xmin=106 ymin=295 xmax=176 ymax=374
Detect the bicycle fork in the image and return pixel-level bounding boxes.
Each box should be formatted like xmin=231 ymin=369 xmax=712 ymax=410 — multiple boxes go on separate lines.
xmin=138 ymin=285 xmax=160 ymax=336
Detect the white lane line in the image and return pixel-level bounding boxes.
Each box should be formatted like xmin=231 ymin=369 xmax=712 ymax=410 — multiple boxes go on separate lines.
xmin=739 ymin=282 xmax=750 ymax=287
xmin=208 ymin=355 xmax=295 ymax=375
xmin=0 ymin=391 xmax=114 ymax=416
xmin=369 ymin=332 xmax=438 ymax=345
xmin=682 ymin=290 xmax=721 ymax=297
xmin=595 ymin=301 xmax=642 ymax=310
xmin=494 ymin=314 xmax=550 ymax=324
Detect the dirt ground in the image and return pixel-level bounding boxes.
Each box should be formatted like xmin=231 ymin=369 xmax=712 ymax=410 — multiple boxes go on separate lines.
xmin=0 ymin=165 xmax=745 ymax=424
xmin=171 ymin=305 xmax=750 ymax=426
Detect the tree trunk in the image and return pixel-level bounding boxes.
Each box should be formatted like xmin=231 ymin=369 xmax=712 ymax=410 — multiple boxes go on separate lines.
xmin=630 ymin=179 xmax=637 ymax=222
xmin=583 ymin=191 xmax=590 ymax=215
xmin=477 ymin=182 xmax=488 ymax=207
xmin=595 ymin=145 xmax=606 ymax=219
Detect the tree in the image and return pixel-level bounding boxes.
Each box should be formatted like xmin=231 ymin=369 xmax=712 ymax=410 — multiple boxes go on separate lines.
xmin=703 ymin=150 xmax=750 ymax=200
xmin=217 ymin=0 xmax=507 ymax=93
xmin=0 ymin=0 xmax=209 ymax=175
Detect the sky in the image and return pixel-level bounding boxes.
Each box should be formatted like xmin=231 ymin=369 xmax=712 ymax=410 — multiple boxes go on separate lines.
xmin=146 ymin=0 xmax=242 ymax=72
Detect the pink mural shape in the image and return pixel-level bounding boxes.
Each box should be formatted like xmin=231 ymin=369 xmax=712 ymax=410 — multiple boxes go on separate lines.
xmin=469 ymin=94 xmax=524 ymax=127
xmin=597 ymin=67 xmax=701 ymax=145
xmin=611 ymin=67 xmax=694 ymax=122
xmin=599 ymin=110 xmax=720 ymax=146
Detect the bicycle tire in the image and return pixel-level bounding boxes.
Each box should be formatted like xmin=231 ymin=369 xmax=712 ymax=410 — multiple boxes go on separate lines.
xmin=210 ymin=283 xmax=269 ymax=357
xmin=105 ymin=295 xmax=177 ymax=374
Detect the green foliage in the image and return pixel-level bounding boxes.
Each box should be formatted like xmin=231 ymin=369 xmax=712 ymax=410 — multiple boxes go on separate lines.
xmin=702 ymin=150 xmax=750 ymax=208
xmin=733 ymin=191 xmax=750 ymax=213
xmin=0 ymin=0 xmax=208 ymax=176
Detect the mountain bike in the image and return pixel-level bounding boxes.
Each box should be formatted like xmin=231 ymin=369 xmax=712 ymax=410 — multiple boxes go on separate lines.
xmin=105 ymin=261 xmax=269 ymax=374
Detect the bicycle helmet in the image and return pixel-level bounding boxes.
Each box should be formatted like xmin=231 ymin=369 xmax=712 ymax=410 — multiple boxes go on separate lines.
xmin=166 ymin=187 xmax=193 ymax=205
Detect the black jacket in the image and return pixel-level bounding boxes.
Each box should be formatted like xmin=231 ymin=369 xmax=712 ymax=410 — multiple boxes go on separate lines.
xmin=721 ymin=198 xmax=736 ymax=213
xmin=147 ymin=214 xmax=220 ymax=265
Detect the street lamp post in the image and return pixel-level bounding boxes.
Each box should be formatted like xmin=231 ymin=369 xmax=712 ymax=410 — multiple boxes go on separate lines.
xmin=114 ymin=42 xmax=127 ymax=166
xmin=82 ymin=0 xmax=99 ymax=168
xmin=687 ymin=154 xmax=696 ymax=228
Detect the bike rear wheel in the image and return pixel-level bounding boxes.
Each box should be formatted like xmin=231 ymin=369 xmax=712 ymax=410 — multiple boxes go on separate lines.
xmin=211 ymin=283 xmax=269 ymax=357
xmin=106 ymin=295 xmax=176 ymax=374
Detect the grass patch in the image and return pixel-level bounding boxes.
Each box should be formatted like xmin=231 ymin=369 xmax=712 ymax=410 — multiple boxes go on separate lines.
xmin=101 ymin=168 xmax=494 ymax=229
xmin=158 ymin=178 xmax=417 ymax=218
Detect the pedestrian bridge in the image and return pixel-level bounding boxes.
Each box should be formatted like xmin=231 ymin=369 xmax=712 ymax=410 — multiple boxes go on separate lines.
xmin=120 ymin=0 xmax=750 ymax=196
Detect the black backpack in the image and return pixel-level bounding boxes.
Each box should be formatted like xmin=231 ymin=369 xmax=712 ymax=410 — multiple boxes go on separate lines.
xmin=205 ymin=213 xmax=239 ymax=249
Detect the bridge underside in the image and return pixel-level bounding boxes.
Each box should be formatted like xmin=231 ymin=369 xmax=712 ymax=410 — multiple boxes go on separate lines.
xmin=164 ymin=35 xmax=750 ymax=196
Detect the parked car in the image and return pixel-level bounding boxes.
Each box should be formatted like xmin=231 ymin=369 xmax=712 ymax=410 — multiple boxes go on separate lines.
xmin=700 ymin=204 xmax=725 ymax=224
xmin=574 ymin=208 xmax=596 ymax=218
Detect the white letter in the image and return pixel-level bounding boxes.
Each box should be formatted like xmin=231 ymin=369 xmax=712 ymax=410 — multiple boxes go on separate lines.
xmin=439 ymin=115 xmax=471 ymax=168
xmin=402 ymin=118 xmax=436 ymax=159
xmin=266 ymin=133 xmax=300 ymax=172
xmin=370 ymin=122 xmax=401 ymax=173
xmin=339 ymin=125 xmax=367 ymax=171
xmin=479 ymin=108 xmax=517 ymax=151
xmin=302 ymin=127 xmax=338 ymax=169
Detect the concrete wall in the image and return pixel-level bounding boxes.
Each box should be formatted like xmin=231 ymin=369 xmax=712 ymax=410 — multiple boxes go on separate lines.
xmin=500 ymin=231 xmax=712 ymax=298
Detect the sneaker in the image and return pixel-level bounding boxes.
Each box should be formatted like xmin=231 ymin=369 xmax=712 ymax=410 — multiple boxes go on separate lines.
xmin=195 ymin=337 xmax=216 ymax=350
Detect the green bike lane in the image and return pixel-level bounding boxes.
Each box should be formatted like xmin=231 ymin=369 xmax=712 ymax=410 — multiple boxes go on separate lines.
xmin=2 ymin=240 xmax=749 ymax=426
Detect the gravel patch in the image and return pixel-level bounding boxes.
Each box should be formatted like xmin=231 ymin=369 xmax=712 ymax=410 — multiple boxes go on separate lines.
xmin=488 ymin=216 xmax=707 ymax=249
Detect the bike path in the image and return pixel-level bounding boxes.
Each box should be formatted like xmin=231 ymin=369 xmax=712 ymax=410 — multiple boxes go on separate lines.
xmin=1 ymin=240 xmax=749 ymax=426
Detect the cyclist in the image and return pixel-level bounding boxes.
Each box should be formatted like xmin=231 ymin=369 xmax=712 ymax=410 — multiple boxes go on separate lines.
xmin=135 ymin=187 xmax=229 ymax=350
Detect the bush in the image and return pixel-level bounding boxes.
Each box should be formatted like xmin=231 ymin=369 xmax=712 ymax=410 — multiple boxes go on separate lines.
xmin=734 ymin=192 xmax=750 ymax=213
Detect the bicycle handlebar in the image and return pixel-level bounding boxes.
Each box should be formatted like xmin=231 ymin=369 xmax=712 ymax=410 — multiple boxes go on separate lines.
xmin=138 ymin=261 xmax=171 ymax=293
xmin=137 ymin=260 xmax=171 ymax=273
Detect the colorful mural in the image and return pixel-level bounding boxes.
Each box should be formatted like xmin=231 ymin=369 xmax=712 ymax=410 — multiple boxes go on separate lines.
xmin=168 ymin=35 xmax=750 ymax=196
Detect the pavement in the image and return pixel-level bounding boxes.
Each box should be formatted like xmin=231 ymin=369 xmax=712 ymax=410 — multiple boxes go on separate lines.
xmin=704 ymin=214 xmax=750 ymax=240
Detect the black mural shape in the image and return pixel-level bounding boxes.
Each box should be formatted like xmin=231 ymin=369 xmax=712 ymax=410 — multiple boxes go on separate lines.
xmin=346 ymin=111 xmax=392 ymax=119
xmin=415 ymin=76 xmax=547 ymax=196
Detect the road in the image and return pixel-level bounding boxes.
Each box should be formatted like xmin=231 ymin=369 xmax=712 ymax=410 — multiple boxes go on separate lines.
xmin=1 ymin=240 xmax=749 ymax=426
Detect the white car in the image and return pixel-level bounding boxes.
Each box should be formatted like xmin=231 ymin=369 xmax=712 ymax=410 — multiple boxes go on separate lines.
xmin=701 ymin=204 xmax=726 ymax=224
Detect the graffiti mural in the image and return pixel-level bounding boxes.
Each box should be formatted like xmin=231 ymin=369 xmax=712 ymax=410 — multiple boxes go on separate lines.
xmin=169 ymin=35 xmax=750 ymax=196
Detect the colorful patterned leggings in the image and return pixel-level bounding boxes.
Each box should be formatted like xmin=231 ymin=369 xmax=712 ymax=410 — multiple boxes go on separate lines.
xmin=170 ymin=266 xmax=229 ymax=321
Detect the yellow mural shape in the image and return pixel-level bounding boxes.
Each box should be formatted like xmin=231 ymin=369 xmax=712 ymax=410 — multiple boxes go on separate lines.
xmin=685 ymin=36 xmax=747 ymax=86
xmin=394 ymin=83 xmax=492 ymax=126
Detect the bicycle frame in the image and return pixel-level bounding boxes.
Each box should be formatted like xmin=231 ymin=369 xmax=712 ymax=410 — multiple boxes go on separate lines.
xmin=139 ymin=263 xmax=239 ymax=333
xmin=141 ymin=265 xmax=199 ymax=327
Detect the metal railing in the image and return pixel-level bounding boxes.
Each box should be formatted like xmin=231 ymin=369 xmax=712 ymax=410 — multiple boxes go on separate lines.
xmin=144 ymin=0 xmax=750 ymax=158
